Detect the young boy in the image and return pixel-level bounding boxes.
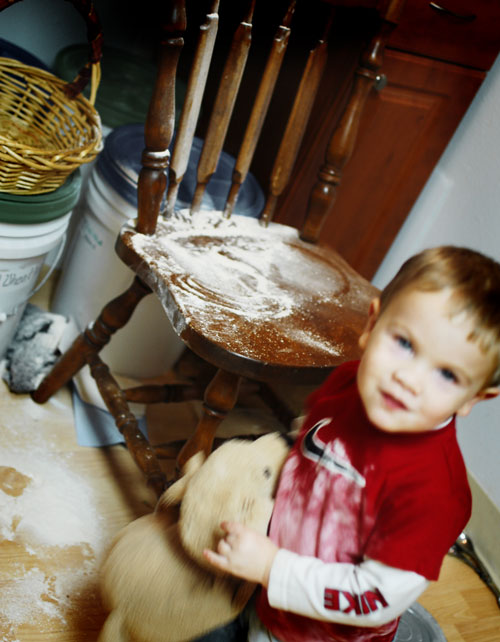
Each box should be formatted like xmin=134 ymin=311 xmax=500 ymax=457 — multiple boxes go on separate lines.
xmin=203 ymin=245 xmax=500 ymax=642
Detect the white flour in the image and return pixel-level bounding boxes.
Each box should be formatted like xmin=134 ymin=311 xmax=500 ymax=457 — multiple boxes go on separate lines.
xmin=128 ymin=210 xmax=368 ymax=363
xmin=1 ymin=567 xmax=68 ymax=627
xmin=0 ymin=395 xmax=107 ymax=640
xmin=0 ymin=451 xmax=102 ymax=549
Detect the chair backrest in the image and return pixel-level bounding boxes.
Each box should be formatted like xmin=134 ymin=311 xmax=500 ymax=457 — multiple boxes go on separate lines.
xmin=135 ymin=0 xmax=405 ymax=241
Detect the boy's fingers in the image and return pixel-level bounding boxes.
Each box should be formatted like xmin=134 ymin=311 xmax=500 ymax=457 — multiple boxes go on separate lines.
xmin=220 ymin=520 xmax=241 ymax=535
xmin=218 ymin=538 xmax=232 ymax=554
xmin=203 ymin=548 xmax=229 ymax=570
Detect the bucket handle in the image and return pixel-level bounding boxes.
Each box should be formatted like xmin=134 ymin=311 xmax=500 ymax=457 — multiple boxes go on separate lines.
xmin=0 ymin=232 xmax=67 ymax=324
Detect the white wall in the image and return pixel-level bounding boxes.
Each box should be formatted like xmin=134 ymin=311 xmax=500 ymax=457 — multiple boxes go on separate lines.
xmin=374 ymin=54 xmax=500 ymax=580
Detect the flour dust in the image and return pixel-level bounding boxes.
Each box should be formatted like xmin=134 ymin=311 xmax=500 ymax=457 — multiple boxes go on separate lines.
xmin=0 ymin=437 xmax=106 ymax=640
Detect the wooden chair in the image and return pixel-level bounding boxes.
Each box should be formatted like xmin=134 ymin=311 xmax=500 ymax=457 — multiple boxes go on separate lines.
xmin=32 ymin=0 xmax=406 ymax=497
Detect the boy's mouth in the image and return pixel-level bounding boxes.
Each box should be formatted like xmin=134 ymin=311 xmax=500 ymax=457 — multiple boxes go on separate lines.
xmin=381 ymin=391 xmax=408 ymax=411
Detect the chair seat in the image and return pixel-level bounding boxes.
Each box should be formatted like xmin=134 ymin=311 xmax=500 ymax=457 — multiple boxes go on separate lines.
xmin=117 ymin=211 xmax=378 ymax=384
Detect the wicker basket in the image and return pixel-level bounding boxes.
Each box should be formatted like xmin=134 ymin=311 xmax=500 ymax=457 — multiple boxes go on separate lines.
xmin=0 ymin=56 xmax=103 ymax=195
xmin=0 ymin=0 xmax=103 ymax=195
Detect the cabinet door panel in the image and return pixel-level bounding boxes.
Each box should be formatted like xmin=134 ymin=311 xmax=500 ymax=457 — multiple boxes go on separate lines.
xmin=275 ymin=50 xmax=484 ymax=278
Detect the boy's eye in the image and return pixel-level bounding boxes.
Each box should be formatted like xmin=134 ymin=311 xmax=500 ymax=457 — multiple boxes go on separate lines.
xmin=395 ymin=335 xmax=412 ymax=351
xmin=439 ymin=368 xmax=457 ymax=383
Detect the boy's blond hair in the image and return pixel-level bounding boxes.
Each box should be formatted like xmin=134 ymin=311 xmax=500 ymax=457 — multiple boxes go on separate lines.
xmin=379 ymin=246 xmax=500 ymax=386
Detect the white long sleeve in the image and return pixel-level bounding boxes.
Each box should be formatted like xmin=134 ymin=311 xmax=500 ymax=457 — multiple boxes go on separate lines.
xmin=267 ymin=548 xmax=428 ymax=627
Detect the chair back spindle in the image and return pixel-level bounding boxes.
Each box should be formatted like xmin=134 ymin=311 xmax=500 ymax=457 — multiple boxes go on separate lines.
xmin=136 ymin=0 xmax=186 ymax=234
xmin=224 ymin=1 xmax=296 ymax=219
xmin=165 ymin=0 xmax=220 ymax=216
xmin=260 ymin=10 xmax=332 ymax=225
xmin=190 ymin=0 xmax=255 ymax=214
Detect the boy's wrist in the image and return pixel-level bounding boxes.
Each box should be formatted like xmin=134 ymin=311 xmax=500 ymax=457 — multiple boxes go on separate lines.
xmin=261 ymin=543 xmax=279 ymax=588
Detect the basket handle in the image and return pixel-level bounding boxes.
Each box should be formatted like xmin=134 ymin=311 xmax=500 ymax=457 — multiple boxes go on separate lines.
xmin=0 ymin=0 xmax=103 ymax=103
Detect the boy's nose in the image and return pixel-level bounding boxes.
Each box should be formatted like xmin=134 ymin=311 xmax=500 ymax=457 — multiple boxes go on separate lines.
xmin=393 ymin=367 xmax=421 ymax=395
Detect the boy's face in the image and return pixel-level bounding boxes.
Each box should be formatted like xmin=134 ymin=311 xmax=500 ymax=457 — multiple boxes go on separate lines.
xmin=357 ymin=287 xmax=499 ymax=434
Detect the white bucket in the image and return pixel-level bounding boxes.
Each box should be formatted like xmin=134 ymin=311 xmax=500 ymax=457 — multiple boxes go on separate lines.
xmin=0 ymin=213 xmax=71 ymax=359
xmin=51 ymin=168 xmax=185 ymax=378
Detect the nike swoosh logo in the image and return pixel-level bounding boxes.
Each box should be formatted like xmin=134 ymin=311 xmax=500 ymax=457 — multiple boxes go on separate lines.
xmin=302 ymin=419 xmax=366 ymax=487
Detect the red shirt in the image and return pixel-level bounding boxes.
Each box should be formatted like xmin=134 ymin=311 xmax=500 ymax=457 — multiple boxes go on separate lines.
xmin=257 ymin=361 xmax=471 ymax=642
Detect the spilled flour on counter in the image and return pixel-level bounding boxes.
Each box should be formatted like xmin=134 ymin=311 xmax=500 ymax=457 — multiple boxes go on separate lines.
xmin=0 ymin=441 xmax=106 ymax=640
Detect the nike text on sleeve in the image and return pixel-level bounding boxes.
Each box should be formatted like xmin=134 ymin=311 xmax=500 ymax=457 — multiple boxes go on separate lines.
xmin=267 ymin=548 xmax=429 ymax=627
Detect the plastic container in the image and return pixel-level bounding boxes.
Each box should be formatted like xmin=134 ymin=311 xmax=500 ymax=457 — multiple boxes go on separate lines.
xmin=0 ymin=171 xmax=81 ymax=358
xmin=53 ymin=44 xmax=185 ymax=130
xmin=0 ymin=36 xmax=49 ymax=70
xmin=51 ymin=128 xmax=182 ymax=378
xmin=95 ymin=124 xmax=266 ymax=216
xmin=51 ymin=124 xmax=265 ymax=378
xmin=51 ymin=167 xmax=185 ymax=378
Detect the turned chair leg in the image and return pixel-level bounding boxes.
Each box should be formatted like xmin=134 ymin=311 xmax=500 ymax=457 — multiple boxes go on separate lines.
xmin=177 ymin=368 xmax=241 ymax=469
xmin=32 ymin=276 xmax=152 ymax=404
xmin=86 ymin=353 xmax=167 ymax=496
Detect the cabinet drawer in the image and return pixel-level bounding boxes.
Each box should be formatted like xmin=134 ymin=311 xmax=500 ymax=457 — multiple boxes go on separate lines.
xmin=388 ymin=0 xmax=500 ymax=70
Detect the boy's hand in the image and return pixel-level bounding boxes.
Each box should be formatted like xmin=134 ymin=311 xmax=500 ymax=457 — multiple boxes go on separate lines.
xmin=203 ymin=521 xmax=278 ymax=588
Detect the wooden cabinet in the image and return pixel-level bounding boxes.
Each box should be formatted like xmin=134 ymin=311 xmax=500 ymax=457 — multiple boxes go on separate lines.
xmin=274 ymin=0 xmax=500 ymax=279
xmin=389 ymin=0 xmax=500 ymax=70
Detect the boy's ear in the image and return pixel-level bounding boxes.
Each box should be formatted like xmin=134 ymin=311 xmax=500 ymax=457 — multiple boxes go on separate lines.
xmin=359 ymin=298 xmax=381 ymax=350
xmin=456 ymin=386 xmax=500 ymax=417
